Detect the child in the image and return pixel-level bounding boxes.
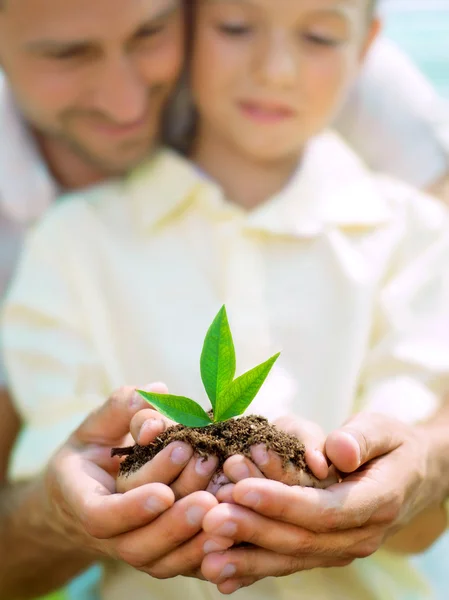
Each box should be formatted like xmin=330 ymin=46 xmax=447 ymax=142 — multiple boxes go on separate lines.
xmin=3 ymin=0 xmax=449 ymax=598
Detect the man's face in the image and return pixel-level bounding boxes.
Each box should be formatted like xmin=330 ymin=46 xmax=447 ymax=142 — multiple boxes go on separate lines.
xmin=0 ymin=0 xmax=184 ymax=174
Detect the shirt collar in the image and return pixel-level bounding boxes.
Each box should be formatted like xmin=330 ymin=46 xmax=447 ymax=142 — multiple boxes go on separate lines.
xmin=244 ymin=131 xmax=392 ymax=238
xmin=129 ymin=132 xmax=393 ymax=237
xmin=0 ymin=72 xmax=58 ymax=224
xmin=128 ymin=147 xmax=209 ymax=230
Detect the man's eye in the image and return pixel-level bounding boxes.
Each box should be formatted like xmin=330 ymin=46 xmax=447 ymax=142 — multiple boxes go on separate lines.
xmin=302 ymin=33 xmax=341 ymax=47
xmin=217 ymin=23 xmax=251 ymax=36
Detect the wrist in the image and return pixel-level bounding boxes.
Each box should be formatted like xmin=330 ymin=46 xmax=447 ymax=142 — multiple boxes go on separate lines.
xmin=41 ymin=460 xmax=101 ymax=559
xmin=416 ymin=416 xmax=449 ymax=505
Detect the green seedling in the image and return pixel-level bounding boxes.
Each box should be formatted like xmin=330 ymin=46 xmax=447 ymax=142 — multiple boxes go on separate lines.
xmin=137 ymin=306 xmax=280 ymax=427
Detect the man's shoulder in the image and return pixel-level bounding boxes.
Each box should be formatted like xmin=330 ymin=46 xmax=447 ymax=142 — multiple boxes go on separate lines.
xmin=28 ymin=147 xmax=202 ymax=240
xmin=373 ymin=173 xmax=449 ymax=233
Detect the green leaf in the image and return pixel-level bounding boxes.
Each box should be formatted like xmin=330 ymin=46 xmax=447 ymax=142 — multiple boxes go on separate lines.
xmin=214 ymin=352 xmax=280 ymax=422
xmin=137 ymin=391 xmax=213 ymax=428
xmin=200 ymin=305 xmax=236 ymax=411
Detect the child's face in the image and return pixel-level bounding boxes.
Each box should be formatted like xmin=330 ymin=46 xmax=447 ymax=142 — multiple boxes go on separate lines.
xmin=191 ymin=0 xmax=378 ymax=162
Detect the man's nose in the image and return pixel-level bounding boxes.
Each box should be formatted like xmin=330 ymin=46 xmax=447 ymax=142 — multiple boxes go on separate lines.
xmin=91 ymin=55 xmax=148 ymax=124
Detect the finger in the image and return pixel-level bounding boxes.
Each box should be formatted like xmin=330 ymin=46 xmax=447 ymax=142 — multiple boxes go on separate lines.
xmin=217 ymin=577 xmax=257 ymax=595
xmin=111 ymin=491 xmax=218 ymax=568
xmin=206 ymin=472 xmax=231 ymax=496
xmin=202 ymin=547 xmax=352 ymax=585
xmin=146 ymin=532 xmax=233 ymax=579
xmin=250 ymin=445 xmax=324 ymax=488
xmin=223 ymin=455 xmax=265 ymax=483
xmin=202 ymin=502 xmax=375 ymax=557
xmin=171 ymin=454 xmax=219 ymax=500
xmin=73 ymin=383 xmax=168 ymax=446
xmin=216 ymin=484 xmax=237 ymax=504
xmin=326 ymin=412 xmax=404 ymax=473
xmin=274 ymin=415 xmax=329 ymax=480
xmin=130 ymin=408 xmax=174 ymax=445
xmin=116 ymin=442 xmax=193 ymax=493
xmin=231 ymin=477 xmax=379 ymax=531
xmin=59 ymin=450 xmax=175 ymax=539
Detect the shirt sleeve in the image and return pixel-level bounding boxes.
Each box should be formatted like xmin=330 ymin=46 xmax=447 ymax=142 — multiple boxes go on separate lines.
xmin=356 ymin=183 xmax=449 ymax=424
xmin=335 ymin=37 xmax=449 ymax=189
xmin=0 ymin=209 xmax=112 ymax=480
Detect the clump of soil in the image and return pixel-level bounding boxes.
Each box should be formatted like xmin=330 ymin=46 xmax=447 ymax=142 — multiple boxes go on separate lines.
xmin=112 ymin=414 xmax=312 ymax=479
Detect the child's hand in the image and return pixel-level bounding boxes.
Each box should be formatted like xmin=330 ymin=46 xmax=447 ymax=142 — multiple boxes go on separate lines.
xmin=216 ymin=415 xmax=338 ymax=503
xmin=116 ymin=402 xmax=219 ymax=499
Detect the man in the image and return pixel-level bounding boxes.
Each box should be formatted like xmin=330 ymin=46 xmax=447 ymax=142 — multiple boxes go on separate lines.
xmin=0 ymin=0 xmax=231 ymax=596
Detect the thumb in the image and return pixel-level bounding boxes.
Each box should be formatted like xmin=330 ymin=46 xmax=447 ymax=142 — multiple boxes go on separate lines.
xmin=325 ymin=411 xmax=404 ymax=473
xmin=72 ymin=382 xmax=168 ymax=446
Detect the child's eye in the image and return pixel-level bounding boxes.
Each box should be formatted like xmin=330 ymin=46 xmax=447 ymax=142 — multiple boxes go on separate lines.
xmin=217 ymin=22 xmax=252 ymax=36
xmin=302 ymin=33 xmax=341 ymax=47
xmin=135 ymin=24 xmax=165 ymax=41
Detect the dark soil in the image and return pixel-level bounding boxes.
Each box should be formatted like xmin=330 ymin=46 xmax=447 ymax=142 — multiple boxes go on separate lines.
xmin=112 ymin=414 xmax=312 ymax=478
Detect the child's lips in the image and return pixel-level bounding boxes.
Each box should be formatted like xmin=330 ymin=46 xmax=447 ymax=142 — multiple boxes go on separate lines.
xmin=238 ymin=100 xmax=296 ymax=123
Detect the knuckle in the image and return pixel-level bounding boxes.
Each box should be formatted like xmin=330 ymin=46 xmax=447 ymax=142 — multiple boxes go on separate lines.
xmin=352 ymin=538 xmax=381 ymax=559
xmin=331 ymin=558 xmax=354 ymax=568
xmin=115 ymin=543 xmax=147 ymax=569
xmin=110 ymin=386 xmax=132 ymax=405
xmin=291 ymin=531 xmax=318 ymax=556
xmin=145 ymin=562 xmax=172 ymax=580
xmin=320 ymin=506 xmax=342 ymax=531
xmin=283 ymin=555 xmax=304 ymax=576
xmin=172 ymin=481 xmax=195 ymax=501
xmin=78 ymin=501 xmax=107 ymax=539
xmin=372 ymin=491 xmax=403 ymax=526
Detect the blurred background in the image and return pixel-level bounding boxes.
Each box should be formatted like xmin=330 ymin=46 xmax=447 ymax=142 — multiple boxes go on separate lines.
xmin=380 ymin=0 xmax=449 ymax=98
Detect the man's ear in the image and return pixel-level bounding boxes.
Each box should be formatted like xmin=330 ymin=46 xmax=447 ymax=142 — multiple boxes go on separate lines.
xmin=360 ymin=17 xmax=382 ymax=61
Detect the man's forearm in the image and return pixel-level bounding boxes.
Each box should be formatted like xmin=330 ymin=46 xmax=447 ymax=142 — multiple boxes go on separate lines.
xmin=0 ymin=477 xmax=96 ymax=600
xmin=420 ymin=400 xmax=449 ymax=502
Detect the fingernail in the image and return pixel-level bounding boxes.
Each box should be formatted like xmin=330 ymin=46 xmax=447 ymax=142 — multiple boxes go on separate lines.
xmin=229 ymin=462 xmax=250 ymax=481
xmin=145 ymin=496 xmax=167 ymax=514
xmin=130 ymin=390 xmax=144 ymax=409
xmin=171 ymin=445 xmax=191 ymax=465
xmin=196 ymin=455 xmax=218 ymax=477
xmin=203 ymin=540 xmax=230 ymax=554
xmin=220 ymin=564 xmax=236 ymax=579
xmin=214 ymin=521 xmax=237 ymax=537
xmin=138 ymin=419 xmax=165 ymax=445
xmin=342 ymin=432 xmax=361 ymax=466
xmin=186 ymin=505 xmax=207 ymax=527
xmin=241 ymin=491 xmax=261 ymax=508
xmin=251 ymin=445 xmax=269 ymax=466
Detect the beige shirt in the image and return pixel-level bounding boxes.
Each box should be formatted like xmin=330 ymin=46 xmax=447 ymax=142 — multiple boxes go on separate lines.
xmin=2 ymin=131 xmax=449 ymax=599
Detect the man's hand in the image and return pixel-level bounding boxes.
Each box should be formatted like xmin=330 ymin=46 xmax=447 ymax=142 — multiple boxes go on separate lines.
xmin=43 ymin=384 xmax=231 ymax=580
xmin=200 ymin=412 xmax=448 ymax=594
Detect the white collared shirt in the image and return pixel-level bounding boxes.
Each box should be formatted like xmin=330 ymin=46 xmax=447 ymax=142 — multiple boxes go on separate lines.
xmin=0 ymin=72 xmax=57 ymax=384
xmin=2 ymin=131 xmax=449 ymax=599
